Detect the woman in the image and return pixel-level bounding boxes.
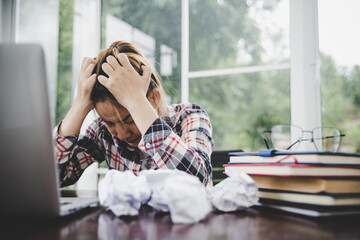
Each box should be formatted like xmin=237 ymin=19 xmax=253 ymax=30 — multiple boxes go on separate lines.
xmin=54 ymin=40 xmax=214 ymax=187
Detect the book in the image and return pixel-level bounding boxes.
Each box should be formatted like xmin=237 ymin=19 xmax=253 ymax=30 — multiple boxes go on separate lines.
xmin=224 ymin=163 xmax=360 ymax=177
xmin=258 ymin=189 xmax=360 ymax=206
xmin=255 ymin=199 xmax=360 ymax=217
xmin=229 ymin=150 xmax=360 ymax=165
xmin=250 ymin=175 xmax=360 ymax=194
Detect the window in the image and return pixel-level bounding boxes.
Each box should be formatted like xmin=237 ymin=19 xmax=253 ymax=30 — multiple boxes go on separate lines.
xmin=15 ymin=0 xmax=59 ymax=125
xmin=189 ymin=0 xmax=289 ymax=71
xmin=187 ymin=0 xmax=290 ymax=151
xmin=56 ymin=0 xmax=74 ymax=124
xmin=318 ymin=0 xmax=360 ymax=152
xmin=101 ymin=0 xmax=181 ymax=104
xmin=190 ymin=70 xmax=290 ymax=150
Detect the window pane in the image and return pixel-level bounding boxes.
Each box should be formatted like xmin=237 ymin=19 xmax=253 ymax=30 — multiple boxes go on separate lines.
xmin=189 ymin=0 xmax=289 ymax=71
xmin=16 ymin=0 xmax=59 ymax=125
xmin=56 ymin=0 xmax=74 ymax=124
xmin=318 ymin=0 xmax=360 ymax=153
xmin=101 ymin=0 xmax=181 ymax=103
xmin=189 ymin=69 xmax=290 ymax=151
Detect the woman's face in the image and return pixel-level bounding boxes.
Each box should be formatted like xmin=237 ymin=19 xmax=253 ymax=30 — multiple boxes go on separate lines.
xmin=95 ymin=100 xmax=142 ymax=147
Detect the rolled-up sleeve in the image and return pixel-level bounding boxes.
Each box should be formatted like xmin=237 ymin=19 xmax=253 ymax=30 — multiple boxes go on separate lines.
xmin=52 ymin=121 xmax=104 ymax=187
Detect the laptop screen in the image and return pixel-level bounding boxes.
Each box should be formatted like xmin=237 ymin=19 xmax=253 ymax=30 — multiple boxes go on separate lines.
xmin=0 ymin=44 xmax=61 ymax=218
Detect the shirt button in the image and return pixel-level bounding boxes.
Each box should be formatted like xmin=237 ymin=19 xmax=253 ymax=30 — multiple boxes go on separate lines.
xmin=145 ymin=143 xmax=151 ymax=149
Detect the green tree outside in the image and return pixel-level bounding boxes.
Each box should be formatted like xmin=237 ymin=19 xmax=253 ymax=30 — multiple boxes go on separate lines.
xmin=56 ymin=0 xmax=74 ymax=124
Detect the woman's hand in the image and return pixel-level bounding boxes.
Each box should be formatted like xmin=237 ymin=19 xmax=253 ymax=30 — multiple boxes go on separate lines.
xmin=74 ymin=57 xmax=96 ymax=113
xmin=98 ymin=53 xmax=151 ymax=111
xmin=98 ymin=53 xmax=158 ymax=134
xmin=58 ymin=57 xmax=96 ymax=136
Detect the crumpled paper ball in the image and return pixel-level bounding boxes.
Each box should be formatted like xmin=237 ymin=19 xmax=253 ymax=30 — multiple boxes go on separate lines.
xmin=140 ymin=169 xmax=212 ymax=224
xmin=98 ymin=169 xmax=151 ymax=216
xmin=207 ymin=168 xmax=258 ymax=212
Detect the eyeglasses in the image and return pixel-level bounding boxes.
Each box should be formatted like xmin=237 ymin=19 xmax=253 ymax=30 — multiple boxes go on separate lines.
xmin=262 ymin=124 xmax=345 ymax=152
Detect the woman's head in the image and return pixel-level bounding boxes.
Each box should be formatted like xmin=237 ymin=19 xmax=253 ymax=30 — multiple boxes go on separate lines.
xmin=90 ymin=40 xmax=167 ymax=145
xmin=90 ymin=40 xmax=167 ymax=117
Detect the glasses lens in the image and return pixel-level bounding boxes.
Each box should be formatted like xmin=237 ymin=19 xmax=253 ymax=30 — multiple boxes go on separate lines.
xmin=271 ymin=124 xmax=302 ymax=151
xmin=313 ymin=127 xmax=341 ymax=151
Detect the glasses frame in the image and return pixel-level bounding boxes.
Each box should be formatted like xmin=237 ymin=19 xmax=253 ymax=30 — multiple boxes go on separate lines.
xmin=262 ymin=124 xmax=346 ymax=152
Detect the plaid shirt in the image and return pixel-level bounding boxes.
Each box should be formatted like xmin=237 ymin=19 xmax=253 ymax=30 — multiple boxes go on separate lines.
xmin=53 ymin=103 xmax=214 ymax=187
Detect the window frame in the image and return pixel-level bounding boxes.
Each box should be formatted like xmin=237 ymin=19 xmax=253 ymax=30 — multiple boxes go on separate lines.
xmin=181 ymin=0 xmax=322 ymax=152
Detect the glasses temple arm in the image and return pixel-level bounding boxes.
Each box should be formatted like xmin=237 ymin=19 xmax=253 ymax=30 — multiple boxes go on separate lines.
xmin=311 ymin=133 xmax=346 ymax=141
xmin=263 ymin=137 xmax=270 ymax=149
xmin=286 ymin=139 xmax=300 ymax=150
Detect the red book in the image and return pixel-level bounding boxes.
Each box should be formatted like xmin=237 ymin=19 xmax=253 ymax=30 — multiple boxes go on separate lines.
xmin=224 ymin=163 xmax=360 ymax=177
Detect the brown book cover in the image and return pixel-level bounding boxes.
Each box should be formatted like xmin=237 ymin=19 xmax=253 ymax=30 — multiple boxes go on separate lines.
xmin=250 ymin=175 xmax=360 ymax=193
xmin=258 ymin=189 xmax=360 ymax=206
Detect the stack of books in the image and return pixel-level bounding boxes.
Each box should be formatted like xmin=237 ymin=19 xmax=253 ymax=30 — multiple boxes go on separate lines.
xmin=224 ymin=149 xmax=360 ymax=217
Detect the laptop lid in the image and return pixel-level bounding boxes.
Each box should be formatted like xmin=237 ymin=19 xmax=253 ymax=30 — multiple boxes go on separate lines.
xmin=0 ymin=43 xmax=61 ymax=218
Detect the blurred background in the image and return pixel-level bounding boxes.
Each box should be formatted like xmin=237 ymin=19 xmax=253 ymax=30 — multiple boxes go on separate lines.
xmin=1 ymin=0 xmax=359 ymax=154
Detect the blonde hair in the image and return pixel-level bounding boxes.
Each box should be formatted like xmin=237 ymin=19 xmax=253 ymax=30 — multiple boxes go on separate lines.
xmin=90 ymin=40 xmax=167 ymax=118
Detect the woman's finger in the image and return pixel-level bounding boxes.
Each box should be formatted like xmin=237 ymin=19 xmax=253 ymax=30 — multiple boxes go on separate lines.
xmin=88 ymin=74 xmax=97 ymax=85
xmin=80 ymin=57 xmax=87 ymax=74
xmin=81 ymin=57 xmax=95 ymax=75
xmin=117 ymin=53 xmax=132 ymax=69
xmin=106 ymin=55 xmax=122 ymax=71
xmin=97 ymin=75 xmax=109 ymax=87
xmin=83 ymin=62 xmax=95 ymax=78
xmin=101 ymin=62 xmax=115 ymax=77
xmin=141 ymin=65 xmax=152 ymax=87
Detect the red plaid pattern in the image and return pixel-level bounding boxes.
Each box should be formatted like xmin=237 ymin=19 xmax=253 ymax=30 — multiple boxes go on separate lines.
xmin=53 ymin=103 xmax=214 ymax=187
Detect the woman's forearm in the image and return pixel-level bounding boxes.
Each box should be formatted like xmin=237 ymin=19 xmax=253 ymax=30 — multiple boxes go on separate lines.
xmin=58 ymin=100 xmax=93 ymax=136
xmin=59 ymin=57 xmax=96 ymax=136
xmin=127 ymin=95 xmax=159 ymax=135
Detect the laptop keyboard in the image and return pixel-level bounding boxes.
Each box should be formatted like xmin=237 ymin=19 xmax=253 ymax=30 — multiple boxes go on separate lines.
xmin=60 ymin=199 xmax=74 ymax=205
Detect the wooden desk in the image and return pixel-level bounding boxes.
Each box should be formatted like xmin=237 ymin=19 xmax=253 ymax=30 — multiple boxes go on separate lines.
xmin=2 ymin=201 xmax=360 ymax=240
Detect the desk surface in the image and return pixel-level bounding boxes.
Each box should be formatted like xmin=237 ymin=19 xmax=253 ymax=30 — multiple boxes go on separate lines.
xmin=2 ymin=199 xmax=360 ymax=240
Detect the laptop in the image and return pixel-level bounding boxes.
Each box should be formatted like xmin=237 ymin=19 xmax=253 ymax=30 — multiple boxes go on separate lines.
xmin=0 ymin=43 xmax=98 ymax=218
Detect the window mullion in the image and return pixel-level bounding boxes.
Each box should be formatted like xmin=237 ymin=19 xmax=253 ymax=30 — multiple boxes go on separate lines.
xmin=181 ymin=0 xmax=189 ymax=103
xmin=290 ymin=0 xmax=322 ymax=151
